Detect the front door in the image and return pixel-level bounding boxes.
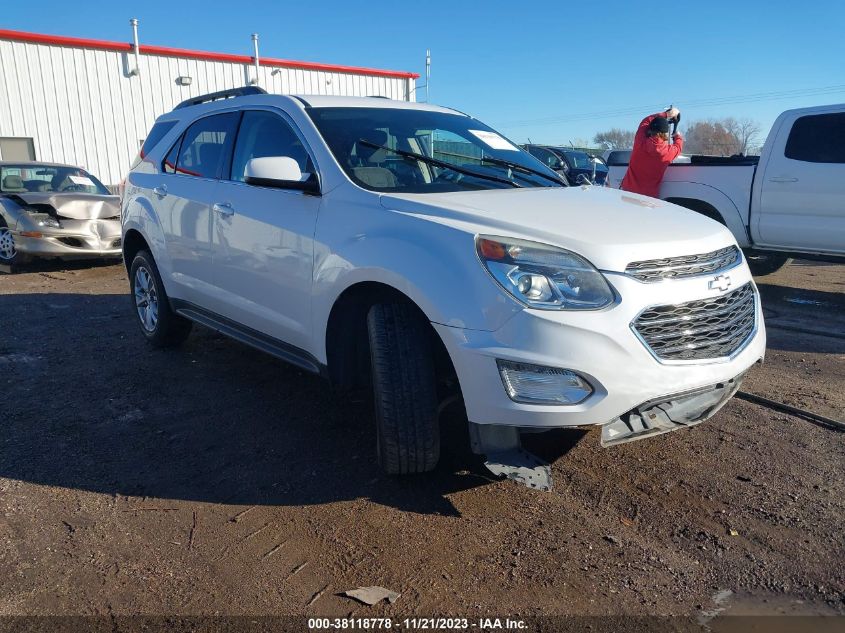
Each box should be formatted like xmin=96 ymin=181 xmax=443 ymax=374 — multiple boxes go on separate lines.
xmin=756 ymin=111 xmax=845 ymax=255
xmin=210 ymin=109 xmax=321 ymax=352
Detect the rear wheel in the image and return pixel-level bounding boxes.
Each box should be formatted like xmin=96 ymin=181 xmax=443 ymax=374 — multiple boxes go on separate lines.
xmin=744 ymin=251 xmax=789 ymax=277
xmin=367 ymin=302 xmax=440 ymax=474
xmin=129 ymin=250 xmax=192 ymax=348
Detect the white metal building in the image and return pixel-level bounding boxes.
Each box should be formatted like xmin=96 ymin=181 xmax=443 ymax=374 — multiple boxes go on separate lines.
xmin=0 ymin=28 xmax=418 ymax=185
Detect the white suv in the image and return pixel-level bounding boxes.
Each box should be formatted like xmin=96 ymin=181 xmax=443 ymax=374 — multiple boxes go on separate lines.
xmin=122 ymin=88 xmax=766 ymax=480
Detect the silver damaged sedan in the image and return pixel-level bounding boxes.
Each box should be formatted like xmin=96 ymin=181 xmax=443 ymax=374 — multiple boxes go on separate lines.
xmin=0 ymin=162 xmax=122 ymax=266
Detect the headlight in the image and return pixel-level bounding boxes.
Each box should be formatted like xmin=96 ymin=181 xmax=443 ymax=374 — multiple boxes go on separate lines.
xmin=476 ymin=236 xmax=614 ymax=310
xmin=36 ymin=216 xmax=62 ymax=228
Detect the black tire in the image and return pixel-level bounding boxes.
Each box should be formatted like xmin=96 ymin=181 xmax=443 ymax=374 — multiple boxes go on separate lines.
xmin=129 ymin=249 xmax=192 ymax=348
xmin=367 ymin=302 xmax=440 ymax=474
xmin=745 ymin=251 xmax=789 ymax=277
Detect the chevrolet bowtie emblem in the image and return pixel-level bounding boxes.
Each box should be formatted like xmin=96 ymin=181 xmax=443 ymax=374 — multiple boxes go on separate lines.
xmin=708 ymin=274 xmax=732 ymax=292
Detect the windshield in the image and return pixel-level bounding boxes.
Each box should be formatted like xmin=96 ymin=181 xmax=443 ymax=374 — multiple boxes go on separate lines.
xmin=308 ymin=107 xmax=563 ymax=193
xmin=553 ymin=149 xmax=607 ymax=172
xmin=0 ymin=164 xmax=110 ymax=195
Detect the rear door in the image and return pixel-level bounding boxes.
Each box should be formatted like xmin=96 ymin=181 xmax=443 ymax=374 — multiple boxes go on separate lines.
xmin=210 ymin=109 xmax=321 ymax=352
xmin=755 ymin=111 xmax=845 ymax=254
xmin=155 ymin=112 xmax=240 ymax=304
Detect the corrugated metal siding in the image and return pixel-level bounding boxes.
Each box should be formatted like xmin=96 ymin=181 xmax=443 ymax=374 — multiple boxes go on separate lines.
xmin=0 ymin=39 xmax=415 ymax=185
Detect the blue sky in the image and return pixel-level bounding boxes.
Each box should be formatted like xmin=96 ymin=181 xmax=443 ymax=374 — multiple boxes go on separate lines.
xmin=5 ymin=0 xmax=843 ymax=146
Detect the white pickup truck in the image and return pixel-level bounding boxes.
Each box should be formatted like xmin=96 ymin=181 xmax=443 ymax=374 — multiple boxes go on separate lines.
xmin=607 ymin=104 xmax=845 ymax=275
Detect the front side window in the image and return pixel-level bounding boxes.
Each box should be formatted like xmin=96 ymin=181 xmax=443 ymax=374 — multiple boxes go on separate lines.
xmin=784 ymin=113 xmax=845 ymax=163
xmin=0 ymin=164 xmax=110 ymax=194
xmin=307 ymin=107 xmax=563 ymax=193
xmin=229 ymin=111 xmax=312 ymax=182
xmin=167 ymin=112 xmax=240 ymax=179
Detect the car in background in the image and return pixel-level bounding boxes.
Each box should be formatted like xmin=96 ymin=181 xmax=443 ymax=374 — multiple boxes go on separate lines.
xmin=523 ymin=144 xmax=608 ymax=185
xmin=0 ymin=162 xmax=121 ymax=267
xmin=605 ymin=103 xmax=845 ymax=275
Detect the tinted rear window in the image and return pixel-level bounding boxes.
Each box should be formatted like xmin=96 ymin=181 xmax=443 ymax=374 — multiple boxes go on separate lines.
xmin=784 ymin=113 xmax=845 ymax=163
xmin=606 ymin=150 xmax=631 ymax=166
xmin=132 ymin=120 xmax=177 ymax=169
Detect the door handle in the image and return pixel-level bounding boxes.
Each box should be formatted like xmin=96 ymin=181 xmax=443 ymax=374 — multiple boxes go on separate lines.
xmin=212 ymin=202 xmax=235 ymax=217
xmin=769 ymin=177 xmax=798 ymax=183
xmin=153 ymin=184 xmax=168 ymax=197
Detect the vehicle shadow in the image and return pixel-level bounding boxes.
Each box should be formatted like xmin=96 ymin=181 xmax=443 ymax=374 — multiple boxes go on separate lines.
xmin=0 ymin=292 xmax=585 ymax=517
xmin=757 ymin=283 xmax=845 ymax=354
xmin=5 ymin=257 xmax=122 ymax=274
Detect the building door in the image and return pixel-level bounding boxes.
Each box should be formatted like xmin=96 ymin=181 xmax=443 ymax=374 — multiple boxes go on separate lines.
xmin=0 ymin=138 xmax=36 ymax=161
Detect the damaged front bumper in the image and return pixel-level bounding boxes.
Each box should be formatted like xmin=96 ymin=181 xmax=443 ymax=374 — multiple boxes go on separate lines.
xmin=13 ymin=219 xmax=122 ymax=260
xmin=600 ymin=372 xmax=745 ymax=447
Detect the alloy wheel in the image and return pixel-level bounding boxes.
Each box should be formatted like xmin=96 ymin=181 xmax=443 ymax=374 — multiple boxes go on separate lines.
xmin=0 ymin=227 xmax=16 ymax=261
xmin=134 ymin=266 xmax=159 ymax=332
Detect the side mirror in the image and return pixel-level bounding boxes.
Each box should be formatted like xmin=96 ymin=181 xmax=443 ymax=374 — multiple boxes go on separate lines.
xmin=244 ymin=157 xmax=320 ymax=195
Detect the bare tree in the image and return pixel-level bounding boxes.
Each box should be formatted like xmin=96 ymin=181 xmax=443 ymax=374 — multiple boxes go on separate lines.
xmin=724 ymin=117 xmax=762 ymax=155
xmin=593 ymin=128 xmax=635 ymax=149
xmin=682 ymin=117 xmax=761 ymax=156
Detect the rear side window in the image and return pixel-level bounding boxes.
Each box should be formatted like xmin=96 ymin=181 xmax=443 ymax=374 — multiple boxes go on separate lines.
xmin=527 ymin=146 xmax=560 ymax=170
xmin=784 ymin=113 xmax=845 ymax=163
xmin=167 ymin=112 xmax=240 ymax=178
xmin=132 ymin=121 xmax=177 ymax=169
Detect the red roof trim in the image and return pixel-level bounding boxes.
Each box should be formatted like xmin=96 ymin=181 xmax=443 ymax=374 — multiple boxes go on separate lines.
xmin=0 ymin=28 xmax=419 ymax=79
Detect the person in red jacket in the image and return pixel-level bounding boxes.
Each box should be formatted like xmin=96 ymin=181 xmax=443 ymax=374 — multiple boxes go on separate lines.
xmin=620 ymin=107 xmax=683 ymax=198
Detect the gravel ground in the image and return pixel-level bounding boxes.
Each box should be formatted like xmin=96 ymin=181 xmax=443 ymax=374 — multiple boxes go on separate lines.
xmin=0 ymin=258 xmax=843 ymax=624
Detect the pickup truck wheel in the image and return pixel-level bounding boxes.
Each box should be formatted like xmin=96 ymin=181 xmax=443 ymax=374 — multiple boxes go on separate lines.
xmin=129 ymin=250 xmax=193 ymax=348
xmin=745 ymin=251 xmax=789 ymax=277
xmin=367 ymin=302 xmax=440 ymax=474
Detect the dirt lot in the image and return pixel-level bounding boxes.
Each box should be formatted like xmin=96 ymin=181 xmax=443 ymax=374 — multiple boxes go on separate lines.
xmin=1 ymin=258 xmax=843 ymax=624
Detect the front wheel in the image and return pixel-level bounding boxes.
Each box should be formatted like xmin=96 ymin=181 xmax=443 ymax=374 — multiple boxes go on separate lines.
xmin=367 ymin=302 xmax=440 ymax=474
xmin=0 ymin=225 xmax=29 ymax=268
xmin=129 ymin=250 xmax=192 ymax=348
xmin=744 ymin=251 xmax=789 ymax=277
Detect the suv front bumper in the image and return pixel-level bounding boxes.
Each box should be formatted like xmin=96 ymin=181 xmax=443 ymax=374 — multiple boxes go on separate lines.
xmin=433 ymin=269 xmax=766 ymax=431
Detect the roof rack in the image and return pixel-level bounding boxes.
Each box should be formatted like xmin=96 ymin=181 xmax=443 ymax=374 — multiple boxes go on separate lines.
xmin=174 ymin=86 xmax=267 ymax=110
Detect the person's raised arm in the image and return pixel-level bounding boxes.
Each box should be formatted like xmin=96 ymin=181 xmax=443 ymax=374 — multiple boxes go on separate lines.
xmin=646 ymin=134 xmax=684 ymax=163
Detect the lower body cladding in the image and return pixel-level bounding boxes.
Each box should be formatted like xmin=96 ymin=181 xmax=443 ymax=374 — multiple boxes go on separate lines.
xmin=433 ymin=270 xmax=766 ymax=489
xmin=12 ymin=218 xmax=122 ymax=260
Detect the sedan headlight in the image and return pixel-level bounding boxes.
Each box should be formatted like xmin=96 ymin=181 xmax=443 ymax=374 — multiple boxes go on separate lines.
xmin=36 ymin=216 xmax=62 ymax=229
xmin=477 ymin=236 xmax=614 ymax=310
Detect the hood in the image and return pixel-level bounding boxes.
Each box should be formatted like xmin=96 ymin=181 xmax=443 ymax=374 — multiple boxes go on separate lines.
xmin=4 ymin=192 xmax=119 ymax=220
xmin=380 ymin=186 xmax=736 ymax=272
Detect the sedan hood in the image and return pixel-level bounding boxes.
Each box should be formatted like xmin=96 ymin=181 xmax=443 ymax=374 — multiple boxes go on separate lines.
xmin=380 ymin=186 xmax=735 ymax=272
xmin=4 ymin=192 xmax=119 ymax=220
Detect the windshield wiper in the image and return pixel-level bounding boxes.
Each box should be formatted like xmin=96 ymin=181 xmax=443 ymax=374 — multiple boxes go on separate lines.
xmin=357 ymin=140 xmax=523 ymax=188
xmin=476 ymin=156 xmax=566 ymax=186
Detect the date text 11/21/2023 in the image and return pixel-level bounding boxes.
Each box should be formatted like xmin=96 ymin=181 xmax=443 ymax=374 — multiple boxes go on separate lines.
xmin=307 ymin=617 xmax=528 ymax=630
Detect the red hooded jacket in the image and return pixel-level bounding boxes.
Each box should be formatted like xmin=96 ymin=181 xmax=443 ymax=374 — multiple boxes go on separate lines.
xmin=620 ymin=112 xmax=683 ymax=198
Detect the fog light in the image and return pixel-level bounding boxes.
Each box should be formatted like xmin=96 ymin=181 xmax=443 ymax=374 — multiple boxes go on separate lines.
xmin=497 ymin=360 xmax=593 ymax=405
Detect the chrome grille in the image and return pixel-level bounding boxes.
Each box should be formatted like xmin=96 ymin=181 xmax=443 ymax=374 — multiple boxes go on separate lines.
xmin=625 ymin=246 xmax=740 ymax=282
xmin=633 ymin=283 xmax=756 ymax=361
